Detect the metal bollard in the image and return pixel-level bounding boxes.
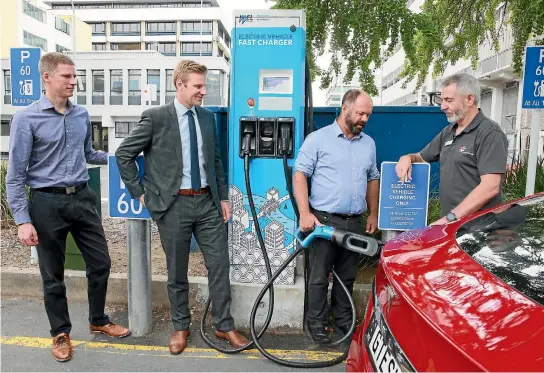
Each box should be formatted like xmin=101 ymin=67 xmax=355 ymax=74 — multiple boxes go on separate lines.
xmin=127 ymin=219 xmax=152 ymax=336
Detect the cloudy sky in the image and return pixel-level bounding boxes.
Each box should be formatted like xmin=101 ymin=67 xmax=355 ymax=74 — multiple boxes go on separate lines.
xmin=217 ymin=0 xmax=328 ymax=105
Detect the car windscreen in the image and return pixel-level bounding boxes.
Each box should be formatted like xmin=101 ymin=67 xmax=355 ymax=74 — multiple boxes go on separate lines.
xmin=455 ymin=196 xmax=544 ymax=307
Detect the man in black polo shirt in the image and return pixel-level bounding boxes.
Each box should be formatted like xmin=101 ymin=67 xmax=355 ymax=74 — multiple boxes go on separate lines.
xmin=396 ymin=73 xmax=508 ymax=225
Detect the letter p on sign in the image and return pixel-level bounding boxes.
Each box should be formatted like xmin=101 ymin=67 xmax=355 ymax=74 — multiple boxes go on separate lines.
xmin=21 ymin=50 xmax=30 ymax=64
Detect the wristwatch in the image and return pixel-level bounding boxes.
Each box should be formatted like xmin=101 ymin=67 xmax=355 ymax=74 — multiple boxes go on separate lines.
xmin=446 ymin=212 xmax=458 ymax=222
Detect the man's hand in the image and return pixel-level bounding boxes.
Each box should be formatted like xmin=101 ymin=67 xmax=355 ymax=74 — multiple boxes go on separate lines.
xmin=138 ymin=195 xmax=145 ymax=207
xmin=221 ymin=201 xmax=231 ymax=223
xmin=300 ymin=212 xmax=322 ymax=232
xmin=395 ymin=155 xmax=413 ymax=183
xmin=18 ymin=223 xmax=39 ymax=246
xmin=430 ymin=216 xmax=449 ymax=226
xmin=366 ymin=214 xmax=378 ymax=234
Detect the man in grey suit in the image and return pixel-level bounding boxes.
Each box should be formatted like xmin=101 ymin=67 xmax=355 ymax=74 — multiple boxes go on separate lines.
xmin=115 ymin=60 xmax=248 ymax=354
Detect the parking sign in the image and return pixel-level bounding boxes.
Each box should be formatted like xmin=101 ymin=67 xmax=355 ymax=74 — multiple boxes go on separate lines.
xmin=522 ymin=46 xmax=544 ymax=109
xmin=10 ymin=48 xmax=41 ymax=106
xmin=378 ymin=162 xmax=430 ymax=231
xmin=108 ymin=155 xmax=150 ymax=219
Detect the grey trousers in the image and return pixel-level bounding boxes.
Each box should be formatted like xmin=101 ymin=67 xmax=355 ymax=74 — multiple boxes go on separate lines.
xmin=155 ymin=192 xmax=234 ymax=332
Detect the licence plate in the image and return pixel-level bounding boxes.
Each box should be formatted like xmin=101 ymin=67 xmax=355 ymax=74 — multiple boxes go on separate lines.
xmin=364 ymin=310 xmax=415 ymax=372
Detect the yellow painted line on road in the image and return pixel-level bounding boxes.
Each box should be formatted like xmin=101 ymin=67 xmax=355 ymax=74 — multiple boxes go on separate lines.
xmin=0 ymin=336 xmax=344 ymax=362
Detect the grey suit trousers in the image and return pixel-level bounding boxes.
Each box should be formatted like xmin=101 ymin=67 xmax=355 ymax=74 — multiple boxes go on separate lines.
xmin=156 ymin=192 xmax=234 ymax=332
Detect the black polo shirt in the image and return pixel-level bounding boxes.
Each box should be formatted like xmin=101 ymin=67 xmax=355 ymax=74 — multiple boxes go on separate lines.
xmin=420 ymin=110 xmax=508 ymax=217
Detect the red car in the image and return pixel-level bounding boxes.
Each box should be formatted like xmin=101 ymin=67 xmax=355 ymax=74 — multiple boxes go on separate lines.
xmin=347 ymin=192 xmax=544 ymax=372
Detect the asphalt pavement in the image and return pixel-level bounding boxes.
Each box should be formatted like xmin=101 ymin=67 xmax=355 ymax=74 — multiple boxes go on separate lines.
xmin=1 ymin=297 xmax=348 ymax=372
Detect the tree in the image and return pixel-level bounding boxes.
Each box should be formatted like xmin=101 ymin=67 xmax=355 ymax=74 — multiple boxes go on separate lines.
xmin=269 ymin=0 xmax=544 ymax=96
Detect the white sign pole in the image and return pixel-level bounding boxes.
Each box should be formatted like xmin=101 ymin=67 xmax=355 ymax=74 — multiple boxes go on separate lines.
xmin=525 ymin=110 xmax=542 ymax=196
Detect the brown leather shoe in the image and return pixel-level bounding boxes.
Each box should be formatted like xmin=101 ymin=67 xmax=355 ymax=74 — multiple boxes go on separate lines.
xmin=169 ymin=330 xmax=190 ymax=355
xmin=51 ymin=333 xmax=72 ymax=362
xmin=89 ymin=322 xmax=131 ymax=338
xmin=215 ymin=329 xmax=249 ymax=348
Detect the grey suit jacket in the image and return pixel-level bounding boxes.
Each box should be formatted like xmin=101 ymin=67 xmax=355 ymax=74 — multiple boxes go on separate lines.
xmin=115 ymin=101 xmax=228 ymax=221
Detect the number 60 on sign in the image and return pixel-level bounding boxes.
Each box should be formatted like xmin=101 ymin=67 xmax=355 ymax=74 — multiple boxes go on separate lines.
xmin=108 ymin=155 xmax=151 ymax=219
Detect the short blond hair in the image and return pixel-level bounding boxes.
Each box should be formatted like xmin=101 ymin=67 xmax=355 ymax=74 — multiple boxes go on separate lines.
xmin=173 ymin=60 xmax=207 ymax=88
xmin=39 ymin=52 xmax=74 ymax=77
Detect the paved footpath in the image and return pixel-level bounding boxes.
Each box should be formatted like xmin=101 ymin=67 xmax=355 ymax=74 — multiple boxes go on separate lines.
xmin=1 ymin=297 xmax=347 ymax=372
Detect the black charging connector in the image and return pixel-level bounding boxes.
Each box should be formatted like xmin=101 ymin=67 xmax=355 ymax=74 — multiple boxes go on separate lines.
xmin=239 ymin=117 xmax=257 ymax=158
xmin=276 ymin=117 xmax=295 ymax=157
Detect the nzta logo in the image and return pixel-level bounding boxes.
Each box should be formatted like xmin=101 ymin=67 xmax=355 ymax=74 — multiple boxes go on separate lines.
xmin=239 ymin=14 xmax=253 ymax=24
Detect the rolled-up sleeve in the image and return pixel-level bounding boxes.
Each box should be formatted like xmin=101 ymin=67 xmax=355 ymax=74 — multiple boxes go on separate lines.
xmin=6 ymin=113 xmax=33 ymax=225
xmin=368 ymin=139 xmax=380 ymax=181
xmin=294 ymin=132 xmax=318 ymax=177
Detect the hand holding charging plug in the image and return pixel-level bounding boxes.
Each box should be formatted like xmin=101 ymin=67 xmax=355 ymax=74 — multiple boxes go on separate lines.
xmin=299 ymin=211 xmax=322 ymax=232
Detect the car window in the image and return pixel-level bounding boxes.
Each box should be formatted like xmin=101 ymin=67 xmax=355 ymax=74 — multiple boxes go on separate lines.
xmin=456 ymin=196 xmax=544 ymax=306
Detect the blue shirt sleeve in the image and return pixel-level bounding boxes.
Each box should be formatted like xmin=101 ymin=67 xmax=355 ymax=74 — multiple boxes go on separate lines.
xmin=84 ymin=114 xmax=108 ymax=165
xmin=294 ymin=131 xmax=319 ymax=177
xmin=367 ymin=139 xmax=380 ymax=181
xmin=6 ymin=112 xmax=33 ymax=225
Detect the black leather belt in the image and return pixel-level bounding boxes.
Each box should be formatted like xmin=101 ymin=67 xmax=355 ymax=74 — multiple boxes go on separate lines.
xmin=313 ymin=209 xmax=363 ymax=220
xmin=34 ymin=182 xmax=88 ymax=195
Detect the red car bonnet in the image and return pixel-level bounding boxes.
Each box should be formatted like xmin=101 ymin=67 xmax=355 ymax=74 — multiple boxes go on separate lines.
xmin=378 ymin=210 xmax=544 ymax=372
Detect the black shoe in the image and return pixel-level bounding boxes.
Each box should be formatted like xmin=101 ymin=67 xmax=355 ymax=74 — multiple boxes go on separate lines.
xmin=308 ymin=326 xmax=331 ymax=343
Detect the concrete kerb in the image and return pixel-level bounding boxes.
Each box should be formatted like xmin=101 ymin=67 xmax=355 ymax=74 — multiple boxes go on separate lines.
xmin=0 ymin=267 xmax=372 ymax=330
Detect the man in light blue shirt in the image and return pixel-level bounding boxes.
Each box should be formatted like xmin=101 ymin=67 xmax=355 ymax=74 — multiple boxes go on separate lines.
xmin=6 ymin=52 xmax=130 ymax=362
xmin=294 ymin=89 xmax=379 ymax=343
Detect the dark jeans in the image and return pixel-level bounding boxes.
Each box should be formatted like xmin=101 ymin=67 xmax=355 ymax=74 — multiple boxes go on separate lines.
xmin=306 ymin=209 xmax=364 ymax=330
xmin=29 ymin=186 xmax=111 ymax=337
xmin=155 ymin=192 xmax=234 ymax=332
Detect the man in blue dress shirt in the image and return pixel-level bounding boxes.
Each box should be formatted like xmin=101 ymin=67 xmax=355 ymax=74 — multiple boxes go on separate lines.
xmin=294 ymin=89 xmax=380 ymax=343
xmin=6 ymin=52 xmax=130 ymax=362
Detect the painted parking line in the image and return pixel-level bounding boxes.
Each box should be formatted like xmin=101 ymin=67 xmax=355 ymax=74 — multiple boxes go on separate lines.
xmin=0 ymin=336 xmax=344 ymax=362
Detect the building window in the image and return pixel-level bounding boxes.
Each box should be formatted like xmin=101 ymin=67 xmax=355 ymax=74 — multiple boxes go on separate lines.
xmin=3 ymin=70 xmax=11 ymax=105
xmin=146 ymin=70 xmax=160 ymax=105
xmin=92 ymin=43 xmax=106 ymax=51
xmin=181 ymin=21 xmax=212 ymax=35
xmin=76 ymin=70 xmax=86 ymax=105
xmin=92 ymin=70 xmax=104 ymax=105
xmin=115 ymin=122 xmax=137 ymax=138
xmin=111 ymin=22 xmax=141 ymax=36
xmin=23 ymin=31 xmax=47 ymax=51
xmin=181 ymin=42 xmax=212 ymax=56
xmin=110 ymin=43 xmax=140 ymax=51
xmin=90 ymin=22 xmax=106 ymax=35
xmin=165 ymin=69 xmax=176 ymax=103
xmin=110 ymin=70 xmax=123 ymax=105
xmin=146 ymin=22 xmax=176 ymax=35
xmin=182 ymin=2 xmax=212 ymax=7
xmin=205 ymin=70 xmax=223 ymax=106
xmin=1 ymin=120 xmax=10 ymax=136
xmin=56 ymin=45 xmax=70 ymax=53
xmin=23 ymin=0 xmax=46 ymax=23
xmin=128 ymin=70 xmax=141 ymax=105
xmin=55 ymin=17 xmax=71 ymax=35
xmin=146 ymin=42 xmax=176 ymax=56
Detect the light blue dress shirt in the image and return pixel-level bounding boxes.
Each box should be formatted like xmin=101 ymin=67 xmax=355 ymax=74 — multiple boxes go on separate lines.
xmin=294 ymin=121 xmax=380 ymax=215
xmin=173 ymin=98 xmax=208 ymax=189
xmin=6 ymin=96 xmax=108 ymax=225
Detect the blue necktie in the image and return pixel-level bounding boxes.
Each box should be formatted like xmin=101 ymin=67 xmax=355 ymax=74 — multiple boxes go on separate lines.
xmin=186 ymin=110 xmax=201 ymax=191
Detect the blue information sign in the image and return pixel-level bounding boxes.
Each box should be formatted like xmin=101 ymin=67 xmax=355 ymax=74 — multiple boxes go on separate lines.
xmin=522 ymin=46 xmax=544 ymax=109
xmin=378 ymin=161 xmax=430 ymax=231
xmin=10 ymin=48 xmax=41 ymax=106
xmin=108 ymin=155 xmax=150 ymax=219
